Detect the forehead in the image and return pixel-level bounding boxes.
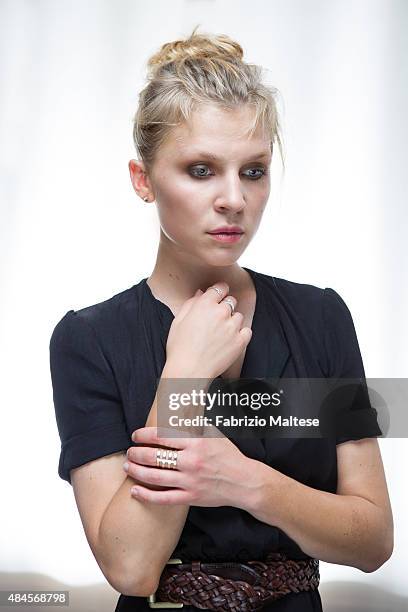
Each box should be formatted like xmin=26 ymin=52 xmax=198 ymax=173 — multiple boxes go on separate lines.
xmin=158 ymin=104 xmax=271 ymax=160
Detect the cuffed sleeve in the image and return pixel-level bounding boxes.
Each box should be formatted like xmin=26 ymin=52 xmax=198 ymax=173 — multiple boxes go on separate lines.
xmin=322 ymin=288 xmax=382 ymax=444
xmin=49 ymin=310 xmax=132 ymax=484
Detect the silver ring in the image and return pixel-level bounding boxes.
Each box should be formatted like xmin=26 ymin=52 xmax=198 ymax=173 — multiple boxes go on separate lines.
xmin=209 ymin=286 xmax=223 ymax=298
xmin=156 ymin=448 xmax=178 ymax=470
xmin=222 ymin=297 xmax=235 ymax=316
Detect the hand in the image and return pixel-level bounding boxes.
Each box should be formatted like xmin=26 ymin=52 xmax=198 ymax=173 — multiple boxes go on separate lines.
xmin=165 ymin=281 xmax=252 ymax=379
xmin=123 ymin=426 xmax=255 ymax=509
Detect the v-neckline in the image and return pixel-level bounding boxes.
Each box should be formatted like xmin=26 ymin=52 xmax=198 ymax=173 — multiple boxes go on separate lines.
xmin=142 ymin=267 xmax=262 ymax=380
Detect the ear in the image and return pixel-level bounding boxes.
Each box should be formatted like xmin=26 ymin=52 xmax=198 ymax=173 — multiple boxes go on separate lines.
xmin=128 ymin=159 xmax=155 ymax=202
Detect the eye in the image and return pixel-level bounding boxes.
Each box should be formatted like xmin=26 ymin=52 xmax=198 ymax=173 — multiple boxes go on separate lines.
xmin=244 ymin=168 xmax=267 ymax=180
xmin=189 ymin=165 xmax=212 ymax=178
xmin=188 ymin=165 xmax=267 ymax=180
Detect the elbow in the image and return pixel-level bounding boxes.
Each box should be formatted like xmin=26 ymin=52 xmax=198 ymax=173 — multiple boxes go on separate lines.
xmin=107 ymin=566 xmax=160 ymax=598
xmin=99 ymin=559 xmax=159 ymax=597
xmin=95 ymin=532 xmax=161 ymax=596
xmin=359 ymin=506 xmax=394 ymax=573
xmin=117 ymin=578 xmax=159 ymax=598
xmin=360 ymin=533 xmax=394 ymax=573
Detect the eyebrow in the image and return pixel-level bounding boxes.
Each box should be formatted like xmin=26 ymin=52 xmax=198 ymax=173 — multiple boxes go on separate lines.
xmin=182 ymin=150 xmax=271 ymax=162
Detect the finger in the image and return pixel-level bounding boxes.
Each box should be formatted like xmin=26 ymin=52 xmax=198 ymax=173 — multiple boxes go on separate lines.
xmin=130 ymin=485 xmax=193 ymax=506
xmin=220 ymin=294 xmax=237 ymax=316
xmin=204 ymin=281 xmax=229 ymax=304
xmin=131 ymin=426 xmax=189 ymax=449
xmin=127 ymin=445 xmax=155 ymax=466
xmin=230 ymin=311 xmax=244 ymax=327
xmin=124 ymin=462 xmax=185 ymax=488
xmin=127 ymin=445 xmax=185 ymax=470
xmin=239 ymin=326 xmax=253 ymax=345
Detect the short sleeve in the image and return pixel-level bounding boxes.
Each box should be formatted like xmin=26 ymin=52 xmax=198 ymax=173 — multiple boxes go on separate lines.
xmin=322 ymin=288 xmax=382 ymax=444
xmin=49 ymin=310 xmax=132 ymax=484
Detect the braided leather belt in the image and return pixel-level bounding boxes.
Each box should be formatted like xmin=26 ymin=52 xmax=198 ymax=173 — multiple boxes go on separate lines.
xmin=147 ymin=553 xmax=320 ymax=611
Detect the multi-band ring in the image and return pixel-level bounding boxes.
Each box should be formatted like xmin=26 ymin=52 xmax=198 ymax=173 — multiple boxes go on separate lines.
xmin=156 ymin=448 xmax=178 ymax=469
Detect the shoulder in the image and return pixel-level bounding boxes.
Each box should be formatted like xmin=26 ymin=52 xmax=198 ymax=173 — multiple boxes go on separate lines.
xmin=251 ymin=268 xmax=356 ymax=348
xmin=252 ymin=269 xmax=365 ymax=378
xmin=256 ymin=269 xmax=323 ymax=299
xmin=253 ymin=268 xmax=349 ymax=317
xmin=50 ymin=280 xmax=145 ymax=351
xmin=252 ymin=268 xmax=326 ymax=319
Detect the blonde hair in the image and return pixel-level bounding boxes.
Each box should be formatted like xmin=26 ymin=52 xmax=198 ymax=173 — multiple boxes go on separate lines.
xmin=132 ymin=25 xmax=284 ymax=174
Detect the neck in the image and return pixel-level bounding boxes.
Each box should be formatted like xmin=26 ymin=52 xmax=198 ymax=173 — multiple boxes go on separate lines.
xmin=146 ymin=241 xmax=250 ymax=306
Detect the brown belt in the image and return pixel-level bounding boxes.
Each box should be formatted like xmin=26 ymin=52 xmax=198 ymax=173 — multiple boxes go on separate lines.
xmin=147 ymin=553 xmax=320 ymax=611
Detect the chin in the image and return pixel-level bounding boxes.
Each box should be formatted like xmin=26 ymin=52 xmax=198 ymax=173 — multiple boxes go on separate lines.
xmin=198 ymin=251 xmax=243 ymax=268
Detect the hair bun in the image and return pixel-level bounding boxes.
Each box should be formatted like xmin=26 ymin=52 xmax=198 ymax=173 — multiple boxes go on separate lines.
xmin=147 ymin=25 xmax=243 ymax=78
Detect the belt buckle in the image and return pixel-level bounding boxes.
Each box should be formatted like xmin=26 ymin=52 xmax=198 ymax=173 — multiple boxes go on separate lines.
xmin=147 ymin=558 xmax=184 ymax=608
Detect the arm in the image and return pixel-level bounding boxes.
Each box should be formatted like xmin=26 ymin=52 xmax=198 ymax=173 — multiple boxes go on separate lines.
xmin=72 ymin=362 xmax=194 ymax=597
xmin=67 ymin=282 xmax=252 ymax=596
xmin=242 ymin=437 xmax=394 ymax=573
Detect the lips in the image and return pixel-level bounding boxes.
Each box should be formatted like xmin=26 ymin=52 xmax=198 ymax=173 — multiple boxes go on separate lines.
xmin=208 ymin=226 xmax=244 ymax=234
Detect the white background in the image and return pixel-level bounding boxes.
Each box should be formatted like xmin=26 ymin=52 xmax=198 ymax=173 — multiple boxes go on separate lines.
xmin=0 ymin=0 xmax=407 ymax=610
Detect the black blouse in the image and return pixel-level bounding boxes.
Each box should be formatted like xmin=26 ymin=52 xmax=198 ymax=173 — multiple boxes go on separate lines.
xmin=49 ymin=267 xmax=382 ymax=612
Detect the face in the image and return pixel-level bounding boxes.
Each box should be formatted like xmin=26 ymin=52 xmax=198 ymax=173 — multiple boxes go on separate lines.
xmin=131 ymin=104 xmax=272 ymax=267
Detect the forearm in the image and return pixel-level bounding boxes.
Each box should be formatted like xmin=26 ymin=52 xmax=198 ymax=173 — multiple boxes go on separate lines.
xmin=97 ymin=363 xmax=210 ymax=596
xmin=97 ymin=466 xmax=189 ymax=596
xmin=245 ymin=460 xmax=392 ymax=573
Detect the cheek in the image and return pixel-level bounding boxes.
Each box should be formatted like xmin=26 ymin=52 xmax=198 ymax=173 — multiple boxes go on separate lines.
xmin=155 ymin=184 xmax=206 ymax=242
xmin=157 ymin=179 xmax=205 ymax=218
xmin=253 ymin=184 xmax=270 ymax=214
xmin=155 ymin=174 xmax=203 ymax=208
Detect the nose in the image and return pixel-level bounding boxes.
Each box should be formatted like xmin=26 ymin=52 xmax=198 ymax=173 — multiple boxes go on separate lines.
xmin=213 ymin=172 xmax=246 ymax=213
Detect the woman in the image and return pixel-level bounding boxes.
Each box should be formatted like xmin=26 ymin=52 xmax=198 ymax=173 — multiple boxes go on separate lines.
xmin=49 ymin=27 xmax=393 ymax=612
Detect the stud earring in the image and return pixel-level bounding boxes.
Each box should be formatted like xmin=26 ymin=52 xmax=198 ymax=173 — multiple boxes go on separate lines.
xmin=143 ymin=196 xmax=149 ymax=202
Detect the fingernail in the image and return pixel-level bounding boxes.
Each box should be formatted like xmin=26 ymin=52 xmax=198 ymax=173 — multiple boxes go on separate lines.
xmin=123 ymin=462 xmax=129 ymax=471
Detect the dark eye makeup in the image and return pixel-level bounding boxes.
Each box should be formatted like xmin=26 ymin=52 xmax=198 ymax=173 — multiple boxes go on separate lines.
xmin=188 ymin=164 xmax=268 ymax=180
